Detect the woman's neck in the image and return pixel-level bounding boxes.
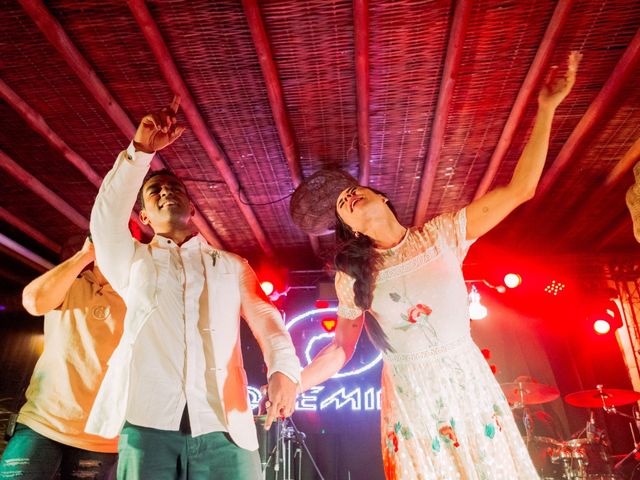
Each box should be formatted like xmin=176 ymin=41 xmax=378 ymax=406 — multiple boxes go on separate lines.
xmin=363 ymin=216 xmax=407 ymax=249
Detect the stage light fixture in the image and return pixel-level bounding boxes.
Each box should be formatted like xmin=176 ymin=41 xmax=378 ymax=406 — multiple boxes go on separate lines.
xmin=544 ymin=280 xmax=565 ymax=296
xmin=589 ymin=299 xmax=623 ymax=335
xmin=315 ymin=300 xmax=330 ymax=309
xmin=593 ymin=319 xmax=611 ymax=335
xmin=260 ymin=281 xmax=275 ymax=296
xmin=468 ymin=285 xmax=487 ymax=320
xmin=504 ymin=273 xmax=522 ymax=289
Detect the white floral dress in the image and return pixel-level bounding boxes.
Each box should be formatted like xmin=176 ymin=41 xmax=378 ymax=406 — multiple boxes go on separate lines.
xmin=336 ymin=209 xmax=539 ymax=480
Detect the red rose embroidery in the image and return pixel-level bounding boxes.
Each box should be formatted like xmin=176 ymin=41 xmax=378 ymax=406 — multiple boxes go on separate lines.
xmin=438 ymin=425 xmax=460 ymax=448
xmin=407 ymin=304 xmax=432 ymax=323
xmin=387 ymin=431 xmax=399 ymax=452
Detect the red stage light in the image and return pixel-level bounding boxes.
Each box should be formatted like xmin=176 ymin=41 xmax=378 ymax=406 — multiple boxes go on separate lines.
xmin=260 ymin=281 xmax=274 ymax=296
xmin=589 ymin=299 xmax=622 ymax=335
xmin=315 ymin=300 xmax=330 ymax=309
xmin=321 ymin=317 xmax=337 ymax=332
xmin=593 ymin=319 xmax=611 ymax=335
xmin=504 ymin=273 xmax=522 ymax=289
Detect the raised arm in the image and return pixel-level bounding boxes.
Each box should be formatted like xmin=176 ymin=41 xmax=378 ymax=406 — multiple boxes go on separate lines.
xmin=90 ymin=97 xmax=185 ymax=292
xmin=465 ymin=51 xmax=582 ymax=240
xmin=300 ymin=313 xmax=364 ymax=392
xmin=22 ymin=239 xmax=94 ymax=316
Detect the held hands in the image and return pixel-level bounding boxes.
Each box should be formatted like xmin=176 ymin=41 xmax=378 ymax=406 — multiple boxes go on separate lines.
xmin=133 ymin=95 xmax=186 ymax=153
xmin=263 ymin=372 xmax=298 ymax=431
xmin=538 ymin=50 xmax=582 ymax=110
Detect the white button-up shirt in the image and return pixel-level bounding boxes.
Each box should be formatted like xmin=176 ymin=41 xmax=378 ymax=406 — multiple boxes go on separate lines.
xmin=126 ymin=234 xmax=227 ymax=435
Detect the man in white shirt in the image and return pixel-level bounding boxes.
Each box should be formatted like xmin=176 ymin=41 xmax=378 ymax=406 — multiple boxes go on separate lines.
xmin=87 ymin=97 xmax=301 ymax=479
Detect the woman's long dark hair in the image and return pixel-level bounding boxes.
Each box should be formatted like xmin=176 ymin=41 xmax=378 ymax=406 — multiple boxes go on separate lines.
xmin=334 ymin=189 xmax=396 ymax=352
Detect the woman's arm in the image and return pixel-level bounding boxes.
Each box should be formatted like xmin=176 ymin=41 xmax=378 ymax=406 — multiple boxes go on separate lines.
xmin=300 ymin=313 xmax=365 ymax=392
xmin=466 ymin=51 xmax=581 ymax=240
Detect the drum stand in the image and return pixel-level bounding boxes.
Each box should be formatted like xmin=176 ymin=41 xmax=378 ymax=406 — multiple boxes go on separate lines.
xmin=262 ymin=417 xmax=325 ymax=480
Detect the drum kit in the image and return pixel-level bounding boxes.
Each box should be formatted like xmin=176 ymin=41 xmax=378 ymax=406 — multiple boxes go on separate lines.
xmin=502 ymin=380 xmax=640 ymax=480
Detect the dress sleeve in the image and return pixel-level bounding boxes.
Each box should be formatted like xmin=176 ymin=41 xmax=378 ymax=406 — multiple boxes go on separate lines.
xmin=335 ymin=271 xmax=364 ymax=319
xmin=429 ymin=208 xmax=476 ymax=264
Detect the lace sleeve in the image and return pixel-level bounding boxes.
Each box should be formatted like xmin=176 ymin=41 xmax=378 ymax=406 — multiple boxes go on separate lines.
xmin=335 ymin=271 xmax=364 ymax=319
xmin=428 ymin=208 xmax=476 ymax=264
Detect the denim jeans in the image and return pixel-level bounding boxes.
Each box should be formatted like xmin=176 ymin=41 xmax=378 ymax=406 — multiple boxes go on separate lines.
xmin=0 ymin=423 xmax=117 ymax=480
xmin=117 ymin=422 xmax=261 ymax=480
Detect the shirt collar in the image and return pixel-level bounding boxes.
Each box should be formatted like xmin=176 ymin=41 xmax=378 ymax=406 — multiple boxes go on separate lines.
xmin=151 ymin=233 xmax=206 ymax=250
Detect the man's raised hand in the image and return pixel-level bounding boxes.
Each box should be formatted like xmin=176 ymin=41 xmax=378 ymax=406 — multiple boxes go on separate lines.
xmin=133 ymin=95 xmax=186 ymax=154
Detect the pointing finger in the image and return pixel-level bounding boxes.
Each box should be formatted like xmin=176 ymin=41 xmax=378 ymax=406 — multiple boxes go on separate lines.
xmin=170 ymin=94 xmax=181 ymax=114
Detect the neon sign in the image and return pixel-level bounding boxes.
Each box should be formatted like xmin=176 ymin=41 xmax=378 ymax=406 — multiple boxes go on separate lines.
xmin=247 ymin=307 xmax=384 ymax=412
xmin=248 ymin=385 xmax=382 ymax=412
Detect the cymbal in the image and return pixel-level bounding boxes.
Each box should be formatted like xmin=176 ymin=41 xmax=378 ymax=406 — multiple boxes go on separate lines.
xmin=501 ymin=381 xmax=560 ymax=405
xmin=564 ymin=388 xmax=640 ymax=408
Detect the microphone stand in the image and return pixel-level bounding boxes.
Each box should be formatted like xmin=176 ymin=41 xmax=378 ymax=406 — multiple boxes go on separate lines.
xmin=287 ymin=417 xmax=325 ymax=480
xmin=262 ymin=417 xmax=325 ymax=480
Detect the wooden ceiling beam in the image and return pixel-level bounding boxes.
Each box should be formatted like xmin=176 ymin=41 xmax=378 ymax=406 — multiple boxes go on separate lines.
xmin=473 ymin=0 xmax=574 ymax=200
xmin=0 ymin=232 xmax=54 ymax=272
xmin=554 ymin=136 xmax=640 ymax=246
xmin=605 ymin=136 xmax=640 ymax=188
xmin=242 ymin=0 xmax=321 ymax=256
xmin=0 ymin=206 xmax=60 ymax=253
xmin=353 ymin=0 xmax=371 ymax=186
xmin=0 ymin=79 xmax=155 ymax=239
xmin=18 ymin=0 xmax=138 ymax=142
xmin=0 ymin=79 xmax=103 ymax=188
xmin=241 ymin=0 xmax=321 ymax=257
xmin=413 ymin=0 xmax=472 ymax=226
xmin=596 ymin=216 xmax=633 ymax=251
xmin=128 ymin=0 xmax=273 ymax=255
xmin=242 ymin=0 xmax=303 ymax=187
xmin=18 ymin=0 xmax=224 ymax=249
xmin=535 ymin=26 xmax=640 ymax=198
xmin=0 ymin=149 xmax=89 ymax=230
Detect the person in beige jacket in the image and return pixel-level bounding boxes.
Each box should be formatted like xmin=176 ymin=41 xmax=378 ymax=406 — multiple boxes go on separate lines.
xmin=0 ymin=237 xmax=125 ymax=480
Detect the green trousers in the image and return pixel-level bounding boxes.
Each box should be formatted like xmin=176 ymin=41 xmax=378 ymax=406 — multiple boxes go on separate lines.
xmin=117 ymin=422 xmax=261 ymax=480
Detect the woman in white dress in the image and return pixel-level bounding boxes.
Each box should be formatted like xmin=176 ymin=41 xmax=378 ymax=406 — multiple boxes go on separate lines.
xmin=295 ymin=52 xmax=580 ymax=480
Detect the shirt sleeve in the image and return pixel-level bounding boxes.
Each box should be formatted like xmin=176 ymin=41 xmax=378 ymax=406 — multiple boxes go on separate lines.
xmin=90 ymin=143 xmax=154 ymax=295
xmin=335 ymin=271 xmax=364 ymax=320
xmin=428 ymin=208 xmax=476 ymax=264
xmin=238 ymin=258 xmax=301 ymax=385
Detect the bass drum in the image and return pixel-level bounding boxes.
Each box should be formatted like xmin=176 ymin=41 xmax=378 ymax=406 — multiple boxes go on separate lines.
xmin=527 ymin=436 xmax=564 ymax=479
xmin=558 ymin=438 xmax=618 ymax=480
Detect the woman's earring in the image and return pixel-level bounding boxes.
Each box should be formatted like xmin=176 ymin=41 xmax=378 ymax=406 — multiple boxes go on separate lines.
xmin=354 ymin=231 xmax=361 ymax=238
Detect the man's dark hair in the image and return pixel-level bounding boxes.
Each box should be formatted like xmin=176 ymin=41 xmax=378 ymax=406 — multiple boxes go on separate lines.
xmin=137 ymin=169 xmax=185 ymax=209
